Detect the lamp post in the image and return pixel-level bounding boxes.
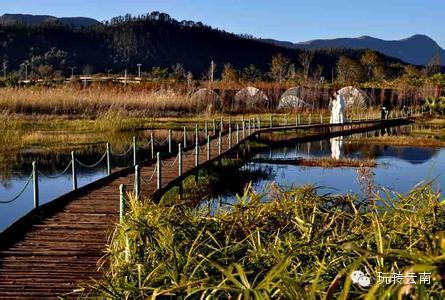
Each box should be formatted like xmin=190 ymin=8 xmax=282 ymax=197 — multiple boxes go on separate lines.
xmin=3 ymin=61 xmax=6 ymax=80
xmin=137 ymin=63 xmax=141 ymax=79
xmin=106 ymin=69 xmax=112 ymax=78
xmin=69 ymin=66 xmax=76 ymax=78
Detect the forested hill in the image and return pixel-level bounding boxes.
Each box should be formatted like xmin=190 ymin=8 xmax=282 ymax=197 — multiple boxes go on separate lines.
xmin=0 ymin=12 xmax=404 ymax=78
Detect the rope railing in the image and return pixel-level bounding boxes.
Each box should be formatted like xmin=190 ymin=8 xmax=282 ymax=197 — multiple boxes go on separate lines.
xmin=75 ymin=151 xmax=108 ymax=168
xmin=111 ymin=145 xmax=133 ymax=157
xmin=141 ymin=167 xmax=157 ymax=184
xmin=37 ymin=161 xmax=72 ymax=179
xmin=0 ymin=173 xmax=33 ymax=204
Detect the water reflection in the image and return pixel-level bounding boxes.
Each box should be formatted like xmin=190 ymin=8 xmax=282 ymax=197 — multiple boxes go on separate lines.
xmin=330 ymin=137 xmax=343 ymax=160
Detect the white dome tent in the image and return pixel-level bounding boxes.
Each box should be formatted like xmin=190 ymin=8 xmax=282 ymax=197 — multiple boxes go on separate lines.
xmin=233 ymin=87 xmax=269 ymax=111
xmin=337 ymin=86 xmax=371 ymax=109
xmin=191 ymin=88 xmax=221 ymax=113
xmin=278 ymin=87 xmax=312 ymax=109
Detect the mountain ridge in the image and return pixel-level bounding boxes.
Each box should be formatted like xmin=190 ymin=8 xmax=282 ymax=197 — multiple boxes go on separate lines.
xmin=262 ymin=34 xmax=445 ymax=66
xmin=0 ymin=13 xmax=100 ymax=28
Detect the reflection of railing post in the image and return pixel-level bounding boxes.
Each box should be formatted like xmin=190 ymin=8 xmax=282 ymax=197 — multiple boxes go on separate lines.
xmin=71 ymin=151 xmax=77 ymax=190
xmin=207 ymin=135 xmax=211 ymax=160
xmin=168 ymin=129 xmax=172 ymax=153
xmin=106 ymin=143 xmax=111 ymax=176
xmin=134 ymin=165 xmax=141 ymax=198
xmin=183 ymin=126 xmax=187 ymax=148
xmin=236 ymin=123 xmax=240 ymax=144
xmin=156 ymin=152 xmax=161 ymax=190
xmin=32 ymin=161 xmax=39 ymax=209
xmin=150 ymin=132 xmax=154 ymax=159
xmin=119 ymin=184 xmax=126 ymax=222
xmin=218 ymin=131 xmax=222 ymax=155
xmin=133 ymin=136 xmax=137 ymax=165
xmin=193 ymin=137 xmax=198 ymax=167
xmin=178 ymin=143 xmax=183 ymax=176
xmin=228 ymin=125 xmax=232 ymax=148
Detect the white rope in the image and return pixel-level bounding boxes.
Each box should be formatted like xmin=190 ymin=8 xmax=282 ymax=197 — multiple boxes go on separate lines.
xmin=142 ymin=167 xmax=157 ymax=184
xmin=76 ymin=151 xmax=107 ymax=168
xmin=0 ymin=173 xmax=33 ymax=204
xmin=37 ymin=161 xmax=72 ymax=179
xmin=111 ymin=145 xmax=133 ymax=157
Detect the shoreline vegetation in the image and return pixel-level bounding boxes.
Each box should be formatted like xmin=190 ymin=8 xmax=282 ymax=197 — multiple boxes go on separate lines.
xmin=88 ymin=182 xmax=445 ymax=298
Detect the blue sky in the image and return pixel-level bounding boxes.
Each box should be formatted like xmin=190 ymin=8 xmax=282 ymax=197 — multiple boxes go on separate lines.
xmin=1 ymin=0 xmax=444 ymax=47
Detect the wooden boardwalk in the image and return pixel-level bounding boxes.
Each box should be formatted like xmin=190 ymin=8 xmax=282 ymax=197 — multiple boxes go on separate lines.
xmin=0 ymin=119 xmax=407 ymax=298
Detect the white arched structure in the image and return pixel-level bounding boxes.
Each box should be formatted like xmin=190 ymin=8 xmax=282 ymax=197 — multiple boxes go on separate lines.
xmin=278 ymin=87 xmax=312 ymax=109
xmin=233 ymin=87 xmax=269 ymax=111
xmin=337 ymin=86 xmax=371 ymax=109
xmin=191 ymin=88 xmax=221 ymax=112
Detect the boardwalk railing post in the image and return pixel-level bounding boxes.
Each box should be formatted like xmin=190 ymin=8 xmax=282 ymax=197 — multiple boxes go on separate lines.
xmin=71 ymin=151 xmax=77 ymax=190
xmin=183 ymin=126 xmax=187 ymax=148
xmin=212 ymin=119 xmax=216 ymax=136
xmin=236 ymin=123 xmax=240 ymax=144
xmin=258 ymin=115 xmax=261 ymax=129
xmin=228 ymin=117 xmax=231 ymax=132
xmin=270 ymin=114 xmax=273 ymax=128
xmin=242 ymin=117 xmax=246 ymax=138
xmin=178 ymin=143 xmax=183 ymax=176
xmin=207 ymin=135 xmax=211 ymax=160
xmin=228 ymin=125 xmax=232 ymax=148
xmin=218 ymin=131 xmax=222 ymax=155
xmin=296 ymin=114 xmax=299 ymax=126
xmin=252 ymin=118 xmax=256 ymax=131
xmin=119 ymin=184 xmax=126 ymax=222
xmin=320 ymin=113 xmax=323 ymax=124
xmin=32 ymin=161 xmax=39 ymax=209
xmin=106 ymin=143 xmax=111 ymax=176
xmin=168 ymin=129 xmax=172 ymax=153
xmin=309 ymin=113 xmax=312 ymax=125
xmin=248 ymin=119 xmax=252 ymax=135
xmin=204 ymin=121 xmax=208 ymax=137
xmin=195 ymin=123 xmax=199 ymax=144
xmin=133 ymin=136 xmax=137 ymax=165
xmin=195 ymin=137 xmax=199 ymax=166
xmin=285 ymin=114 xmax=288 ymax=126
xmin=150 ymin=132 xmax=154 ymax=159
xmin=220 ymin=117 xmax=223 ymax=133
xmin=156 ymin=152 xmax=162 ymax=190
xmin=134 ymin=165 xmax=141 ymax=198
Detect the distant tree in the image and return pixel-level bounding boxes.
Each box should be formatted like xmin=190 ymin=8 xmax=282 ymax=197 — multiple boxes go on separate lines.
xmin=426 ymin=52 xmax=441 ymax=76
xmin=171 ymin=63 xmax=186 ymax=81
xmin=402 ymin=65 xmax=424 ymax=87
xmin=270 ymin=54 xmax=290 ymax=83
xmin=149 ymin=66 xmax=169 ymax=80
xmin=298 ymin=52 xmax=314 ymax=80
xmin=38 ymin=64 xmax=54 ymax=79
xmin=242 ymin=64 xmax=262 ymax=82
xmin=221 ymin=63 xmax=238 ymax=83
xmin=360 ymin=50 xmax=380 ymax=80
xmin=337 ymin=56 xmax=365 ymax=84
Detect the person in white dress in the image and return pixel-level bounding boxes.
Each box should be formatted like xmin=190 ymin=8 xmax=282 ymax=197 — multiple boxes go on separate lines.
xmin=330 ymin=92 xmax=347 ymax=124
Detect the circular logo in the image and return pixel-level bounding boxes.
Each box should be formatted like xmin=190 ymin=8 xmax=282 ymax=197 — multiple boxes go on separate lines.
xmin=351 ymin=270 xmax=371 ymax=287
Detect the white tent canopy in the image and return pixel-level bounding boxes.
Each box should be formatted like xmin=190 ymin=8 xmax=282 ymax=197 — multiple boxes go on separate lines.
xmin=233 ymin=87 xmax=269 ymax=111
xmin=191 ymin=88 xmax=221 ymax=112
xmin=337 ymin=86 xmax=371 ymax=109
xmin=278 ymin=87 xmax=312 ymax=109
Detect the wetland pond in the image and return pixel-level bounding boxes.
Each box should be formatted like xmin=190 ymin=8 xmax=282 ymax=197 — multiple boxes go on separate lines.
xmin=1 ymin=126 xmax=444 ymax=231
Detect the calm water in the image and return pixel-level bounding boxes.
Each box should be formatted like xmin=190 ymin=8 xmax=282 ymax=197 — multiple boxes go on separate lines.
xmin=227 ymin=131 xmax=444 ymax=203
xmin=1 ymin=126 xmax=443 ymax=231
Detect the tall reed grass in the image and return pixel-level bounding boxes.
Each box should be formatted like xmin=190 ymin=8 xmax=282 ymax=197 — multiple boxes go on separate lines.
xmin=89 ymin=182 xmax=445 ymax=298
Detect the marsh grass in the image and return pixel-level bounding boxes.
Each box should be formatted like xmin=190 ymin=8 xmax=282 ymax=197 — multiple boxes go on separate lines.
xmin=89 ymin=182 xmax=445 ymax=299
